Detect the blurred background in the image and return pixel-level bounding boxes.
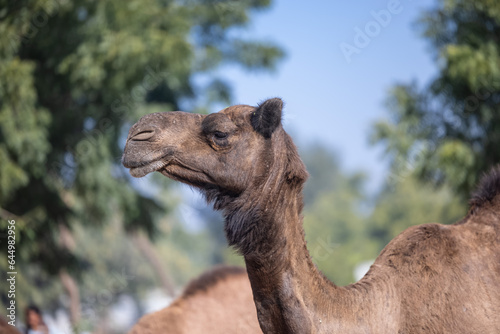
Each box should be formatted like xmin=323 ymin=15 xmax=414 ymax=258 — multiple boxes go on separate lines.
xmin=1 ymin=0 xmax=499 ymax=332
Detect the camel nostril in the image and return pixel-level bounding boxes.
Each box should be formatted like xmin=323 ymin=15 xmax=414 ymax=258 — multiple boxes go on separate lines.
xmin=131 ymin=130 xmax=155 ymax=141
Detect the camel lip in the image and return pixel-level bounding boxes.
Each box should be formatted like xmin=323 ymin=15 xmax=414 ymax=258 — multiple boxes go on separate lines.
xmin=122 ymin=153 xmax=171 ymax=178
xmin=122 ymin=147 xmax=176 ymax=177
xmin=128 ymin=161 xmax=168 ymax=178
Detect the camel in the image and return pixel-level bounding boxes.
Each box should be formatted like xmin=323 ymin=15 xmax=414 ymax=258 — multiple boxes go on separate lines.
xmin=122 ymin=98 xmax=500 ymax=333
xmin=128 ymin=266 xmax=261 ymax=334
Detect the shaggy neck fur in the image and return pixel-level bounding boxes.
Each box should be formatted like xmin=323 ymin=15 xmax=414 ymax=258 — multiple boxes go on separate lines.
xmin=212 ymin=129 xmax=339 ymax=333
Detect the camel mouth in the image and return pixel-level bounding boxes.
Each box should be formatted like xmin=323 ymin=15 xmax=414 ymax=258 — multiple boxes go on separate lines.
xmin=128 ymin=160 xmax=168 ymax=178
xmin=122 ymin=152 xmax=172 ymax=178
xmin=122 ymin=147 xmax=176 ymax=178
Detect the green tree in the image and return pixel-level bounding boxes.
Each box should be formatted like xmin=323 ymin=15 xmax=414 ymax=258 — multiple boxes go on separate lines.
xmin=0 ymin=0 xmax=283 ymax=328
xmin=301 ymin=144 xmax=375 ymax=286
xmin=372 ymin=0 xmax=500 ymax=198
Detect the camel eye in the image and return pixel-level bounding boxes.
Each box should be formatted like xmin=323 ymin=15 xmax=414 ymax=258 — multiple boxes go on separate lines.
xmin=213 ymin=131 xmax=228 ymax=140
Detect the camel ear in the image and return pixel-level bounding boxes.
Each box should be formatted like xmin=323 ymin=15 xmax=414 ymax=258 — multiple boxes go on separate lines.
xmin=251 ymin=98 xmax=283 ymax=139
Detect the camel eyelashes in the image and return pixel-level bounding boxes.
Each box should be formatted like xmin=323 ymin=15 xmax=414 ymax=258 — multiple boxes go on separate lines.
xmin=213 ymin=131 xmax=228 ymax=140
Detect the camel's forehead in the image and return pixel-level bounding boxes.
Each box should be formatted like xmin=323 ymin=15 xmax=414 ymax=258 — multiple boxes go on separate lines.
xmin=219 ymin=104 xmax=254 ymax=124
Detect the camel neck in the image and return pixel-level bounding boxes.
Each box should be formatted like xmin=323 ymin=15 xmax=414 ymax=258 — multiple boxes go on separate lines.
xmin=221 ymin=133 xmax=343 ymax=332
xmin=227 ymin=177 xmax=338 ymax=333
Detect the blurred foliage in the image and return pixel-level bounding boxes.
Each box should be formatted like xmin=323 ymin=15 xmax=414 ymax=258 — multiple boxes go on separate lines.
xmin=73 ymin=212 xmax=222 ymax=332
xmin=0 ymin=0 xmax=283 ymax=328
xmin=371 ymin=0 xmax=500 ymax=198
xmin=192 ymin=202 xmax=245 ymax=266
xmin=368 ymin=177 xmax=465 ymax=250
xmin=302 ymin=145 xmax=375 ymax=286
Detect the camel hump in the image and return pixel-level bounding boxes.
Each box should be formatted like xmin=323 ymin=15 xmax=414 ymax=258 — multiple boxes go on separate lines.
xmin=182 ymin=265 xmax=247 ymax=298
xmin=469 ymin=165 xmax=500 ymax=214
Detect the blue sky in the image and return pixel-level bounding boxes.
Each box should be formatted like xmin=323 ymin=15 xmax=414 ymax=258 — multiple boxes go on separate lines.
xmin=218 ymin=0 xmax=438 ymax=191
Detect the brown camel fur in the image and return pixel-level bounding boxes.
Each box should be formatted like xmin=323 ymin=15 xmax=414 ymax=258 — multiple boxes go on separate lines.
xmin=128 ymin=266 xmax=261 ymax=334
xmin=122 ymin=98 xmax=500 ymax=333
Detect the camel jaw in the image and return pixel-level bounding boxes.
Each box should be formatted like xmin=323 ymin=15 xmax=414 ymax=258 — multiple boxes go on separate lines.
xmin=159 ymin=164 xmax=218 ymax=189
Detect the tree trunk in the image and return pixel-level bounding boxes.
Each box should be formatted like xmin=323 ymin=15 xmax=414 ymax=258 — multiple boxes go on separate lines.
xmin=58 ymin=224 xmax=81 ymax=331
xmin=59 ymin=269 xmax=81 ymax=327
xmin=131 ymin=232 xmax=176 ymax=297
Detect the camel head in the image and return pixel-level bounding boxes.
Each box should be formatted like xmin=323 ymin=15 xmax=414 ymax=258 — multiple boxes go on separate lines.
xmin=122 ymin=98 xmax=307 ymax=204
